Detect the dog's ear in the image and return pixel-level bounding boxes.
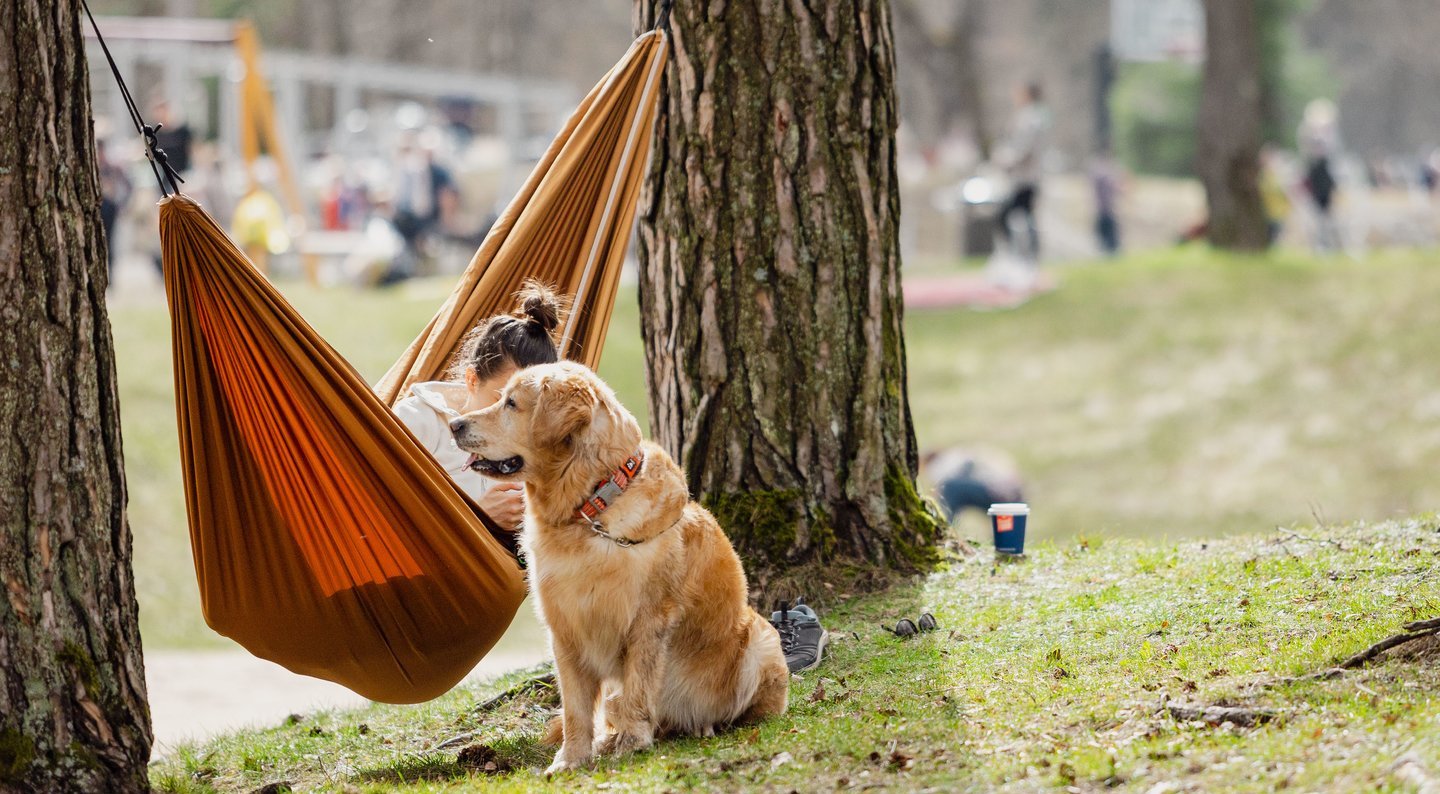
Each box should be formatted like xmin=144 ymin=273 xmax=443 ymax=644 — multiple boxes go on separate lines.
xmin=531 ymin=372 xmax=598 ymax=445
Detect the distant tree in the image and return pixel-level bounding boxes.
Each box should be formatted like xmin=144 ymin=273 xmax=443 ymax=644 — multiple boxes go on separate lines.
xmin=1198 ymin=0 xmax=1271 ymax=250
xmin=0 ymin=1 xmax=153 ymax=790
xmin=1301 ymin=0 xmax=1440 ymax=156
xmin=892 ymin=0 xmax=991 ymax=156
xmin=634 ymin=0 xmax=945 ymax=590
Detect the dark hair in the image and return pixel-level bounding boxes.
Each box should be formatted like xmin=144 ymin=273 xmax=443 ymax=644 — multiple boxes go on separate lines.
xmin=454 ymin=281 xmax=565 ymax=381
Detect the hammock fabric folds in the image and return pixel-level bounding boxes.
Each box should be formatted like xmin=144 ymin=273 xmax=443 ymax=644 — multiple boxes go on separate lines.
xmin=159 ymin=30 xmax=668 ymax=703
xmin=376 ymin=30 xmax=669 ymax=402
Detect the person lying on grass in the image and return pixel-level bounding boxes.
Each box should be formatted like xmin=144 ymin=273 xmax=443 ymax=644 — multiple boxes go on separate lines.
xmin=392 ymin=281 xmax=563 ymax=531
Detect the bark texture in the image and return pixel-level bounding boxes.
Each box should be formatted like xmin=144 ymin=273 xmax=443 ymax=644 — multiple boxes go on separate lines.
xmin=1198 ymin=0 xmax=1270 ymax=250
xmin=634 ymin=0 xmax=943 ymax=583
xmin=0 ymin=2 xmax=153 ymax=791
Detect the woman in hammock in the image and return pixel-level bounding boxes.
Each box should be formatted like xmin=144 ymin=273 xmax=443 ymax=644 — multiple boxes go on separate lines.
xmin=392 ymin=282 xmax=562 ymax=530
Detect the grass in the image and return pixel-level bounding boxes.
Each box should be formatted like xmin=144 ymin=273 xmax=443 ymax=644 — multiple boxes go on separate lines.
xmin=906 ymin=246 xmax=1440 ymax=539
xmin=110 ymin=246 xmax=1440 ymax=648
xmin=148 ymin=516 xmax=1440 ymax=792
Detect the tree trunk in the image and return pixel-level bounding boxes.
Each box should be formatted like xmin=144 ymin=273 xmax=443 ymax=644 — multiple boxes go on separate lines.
xmin=1198 ymin=0 xmax=1270 ymax=250
xmin=633 ymin=0 xmax=944 ymax=589
xmin=0 ymin=2 xmax=153 ymax=791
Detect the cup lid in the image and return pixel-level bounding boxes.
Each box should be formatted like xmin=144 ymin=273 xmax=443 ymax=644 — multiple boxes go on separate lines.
xmin=987 ymin=503 xmax=1030 ymax=516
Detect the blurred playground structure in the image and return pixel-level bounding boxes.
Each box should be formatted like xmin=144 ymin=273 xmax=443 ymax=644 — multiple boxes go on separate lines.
xmin=87 ymin=3 xmax=1440 ymax=294
xmin=86 ymin=15 xmax=575 ymax=286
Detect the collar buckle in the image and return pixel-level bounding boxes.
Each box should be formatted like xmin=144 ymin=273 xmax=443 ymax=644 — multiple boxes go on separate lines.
xmin=573 ymin=448 xmax=647 ymax=547
xmin=584 ymin=514 xmax=637 ymax=547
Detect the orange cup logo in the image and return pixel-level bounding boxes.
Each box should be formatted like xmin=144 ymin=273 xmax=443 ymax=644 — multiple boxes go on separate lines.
xmin=997 ymin=515 xmax=1014 ymax=532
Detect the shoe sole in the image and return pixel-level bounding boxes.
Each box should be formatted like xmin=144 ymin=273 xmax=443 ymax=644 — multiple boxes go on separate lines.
xmin=790 ymin=630 xmax=828 ymax=673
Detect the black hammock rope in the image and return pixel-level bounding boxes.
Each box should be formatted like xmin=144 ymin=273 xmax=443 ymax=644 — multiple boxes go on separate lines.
xmin=81 ymin=0 xmax=184 ymax=197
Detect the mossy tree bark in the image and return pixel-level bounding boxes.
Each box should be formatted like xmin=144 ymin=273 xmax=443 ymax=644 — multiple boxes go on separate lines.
xmin=1198 ymin=0 xmax=1271 ymax=251
xmin=633 ymin=0 xmax=944 ymax=587
xmin=0 ymin=1 xmax=153 ymax=791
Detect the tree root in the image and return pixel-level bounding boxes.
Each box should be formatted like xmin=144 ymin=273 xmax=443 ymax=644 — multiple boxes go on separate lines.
xmin=1332 ymin=618 xmax=1440 ymax=672
xmin=1259 ymin=617 xmax=1440 ymax=689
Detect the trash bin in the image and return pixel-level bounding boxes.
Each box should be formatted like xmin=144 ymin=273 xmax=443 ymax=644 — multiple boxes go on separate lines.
xmin=959 ymin=176 xmax=1001 ymax=258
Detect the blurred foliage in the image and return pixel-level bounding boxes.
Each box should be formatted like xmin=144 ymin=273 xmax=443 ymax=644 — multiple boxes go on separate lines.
xmin=1112 ymin=60 xmax=1201 ymax=178
xmin=1259 ymin=0 xmax=1335 ymax=148
xmin=1113 ymin=0 xmax=1336 ymax=177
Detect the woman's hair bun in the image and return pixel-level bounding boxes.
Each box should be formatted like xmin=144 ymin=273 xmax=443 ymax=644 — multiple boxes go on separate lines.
xmin=516 ymin=280 xmax=561 ymax=334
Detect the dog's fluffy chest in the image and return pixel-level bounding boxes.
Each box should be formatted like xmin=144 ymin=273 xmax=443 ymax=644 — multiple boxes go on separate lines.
xmin=530 ymin=540 xmax=661 ymax=675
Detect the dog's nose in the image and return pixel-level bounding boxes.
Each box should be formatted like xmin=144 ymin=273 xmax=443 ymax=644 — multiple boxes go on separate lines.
xmin=449 ymin=417 xmax=469 ymax=436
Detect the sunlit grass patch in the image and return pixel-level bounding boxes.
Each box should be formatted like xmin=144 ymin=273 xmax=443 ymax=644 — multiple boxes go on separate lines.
xmin=151 ymin=518 xmax=1440 ymax=792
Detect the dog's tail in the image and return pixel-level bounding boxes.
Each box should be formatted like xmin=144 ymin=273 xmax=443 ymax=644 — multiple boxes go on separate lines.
xmin=541 ymin=712 xmax=564 ymax=746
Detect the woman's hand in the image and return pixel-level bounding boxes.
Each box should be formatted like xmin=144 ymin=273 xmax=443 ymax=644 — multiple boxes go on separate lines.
xmin=479 ymin=482 xmax=526 ymax=530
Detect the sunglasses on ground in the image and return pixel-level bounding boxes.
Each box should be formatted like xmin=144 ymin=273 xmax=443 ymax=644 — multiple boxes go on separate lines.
xmin=882 ymin=612 xmax=938 ymax=637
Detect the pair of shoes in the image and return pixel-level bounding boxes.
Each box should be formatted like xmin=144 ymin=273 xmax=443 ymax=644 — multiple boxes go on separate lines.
xmin=770 ymin=598 xmax=828 ymax=673
xmin=882 ymin=612 xmax=938 ymax=638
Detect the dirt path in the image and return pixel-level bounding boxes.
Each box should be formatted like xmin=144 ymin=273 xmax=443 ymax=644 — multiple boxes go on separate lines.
xmin=145 ymin=611 xmax=549 ymax=757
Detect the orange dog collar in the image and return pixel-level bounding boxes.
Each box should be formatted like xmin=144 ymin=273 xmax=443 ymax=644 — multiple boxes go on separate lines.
xmin=575 ymin=450 xmax=645 ymax=525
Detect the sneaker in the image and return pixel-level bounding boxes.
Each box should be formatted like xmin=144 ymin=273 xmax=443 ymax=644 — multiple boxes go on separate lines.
xmin=770 ymin=598 xmax=828 ymax=673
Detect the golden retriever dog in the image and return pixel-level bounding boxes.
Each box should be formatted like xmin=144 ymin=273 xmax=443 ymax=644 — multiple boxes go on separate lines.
xmin=449 ymin=361 xmax=789 ymax=774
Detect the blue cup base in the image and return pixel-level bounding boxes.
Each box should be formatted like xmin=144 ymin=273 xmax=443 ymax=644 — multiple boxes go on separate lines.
xmin=990 ymin=512 xmax=1028 ymax=556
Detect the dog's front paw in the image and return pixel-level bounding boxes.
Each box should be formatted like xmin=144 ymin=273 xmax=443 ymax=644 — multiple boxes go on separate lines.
xmin=544 ymin=749 xmax=592 ymax=777
xmin=595 ymin=723 xmax=654 ymax=756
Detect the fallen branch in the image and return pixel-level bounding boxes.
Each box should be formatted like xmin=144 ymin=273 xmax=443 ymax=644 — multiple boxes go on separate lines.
xmin=430 ymin=731 xmax=477 ymax=752
xmin=1276 ymin=527 xmax=1344 ymax=549
xmin=472 ymin=671 xmax=556 ymax=714
xmin=1164 ymin=701 xmax=1280 ymax=728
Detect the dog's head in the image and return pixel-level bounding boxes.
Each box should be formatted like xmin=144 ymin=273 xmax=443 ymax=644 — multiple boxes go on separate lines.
xmin=449 ymin=361 xmax=640 ymax=484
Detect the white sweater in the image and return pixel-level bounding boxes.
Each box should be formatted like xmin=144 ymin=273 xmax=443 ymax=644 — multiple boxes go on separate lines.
xmin=392 ymin=380 xmax=495 ymax=503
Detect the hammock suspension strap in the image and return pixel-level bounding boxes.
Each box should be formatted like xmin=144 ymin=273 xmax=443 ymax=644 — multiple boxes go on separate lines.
xmin=80 ymin=0 xmax=184 ymax=196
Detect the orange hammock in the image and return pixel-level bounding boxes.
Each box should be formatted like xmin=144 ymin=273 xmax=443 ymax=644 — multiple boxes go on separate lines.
xmin=158 ymin=30 xmax=668 ymax=704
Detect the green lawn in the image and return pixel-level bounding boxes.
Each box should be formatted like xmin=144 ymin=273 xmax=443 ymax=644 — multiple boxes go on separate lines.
xmin=111 ymin=247 xmax=1440 ymax=648
xmin=907 ymin=246 xmax=1440 ymax=540
xmin=149 ymin=517 xmax=1440 ymax=792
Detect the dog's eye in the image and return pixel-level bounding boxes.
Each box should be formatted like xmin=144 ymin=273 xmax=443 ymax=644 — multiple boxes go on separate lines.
xmin=504 ymin=397 xmax=517 ymax=410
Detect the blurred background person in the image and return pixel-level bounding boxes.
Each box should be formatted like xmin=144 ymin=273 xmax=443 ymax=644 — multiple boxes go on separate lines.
xmin=384 ymin=134 xmax=458 ymax=286
xmin=231 ymin=179 xmax=290 ymax=276
xmin=922 ymin=446 xmax=1025 ymax=525
xmin=97 ymin=137 xmax=132 ymax=283
xmin=1090 ymin=147 xmax=1123 ymax=257
xmin=1260 ymin=145 xmax=1293 ymax=246
xmin=150 ymin=99 xmax=193 ymax=177
xmin=994 ymin=81 xmax=1050 ymax=265
xmin=1299 ymin=99 xmax=1342 ymax=253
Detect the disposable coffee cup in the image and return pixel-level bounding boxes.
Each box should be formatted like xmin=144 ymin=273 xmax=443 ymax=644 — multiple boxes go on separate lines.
xmin=987 ymin=503 xmax=1030 ymax=555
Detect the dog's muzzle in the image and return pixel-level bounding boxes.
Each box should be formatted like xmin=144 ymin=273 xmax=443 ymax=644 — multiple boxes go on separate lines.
xmin=469 ymin=455 xmax=524 ymax=476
